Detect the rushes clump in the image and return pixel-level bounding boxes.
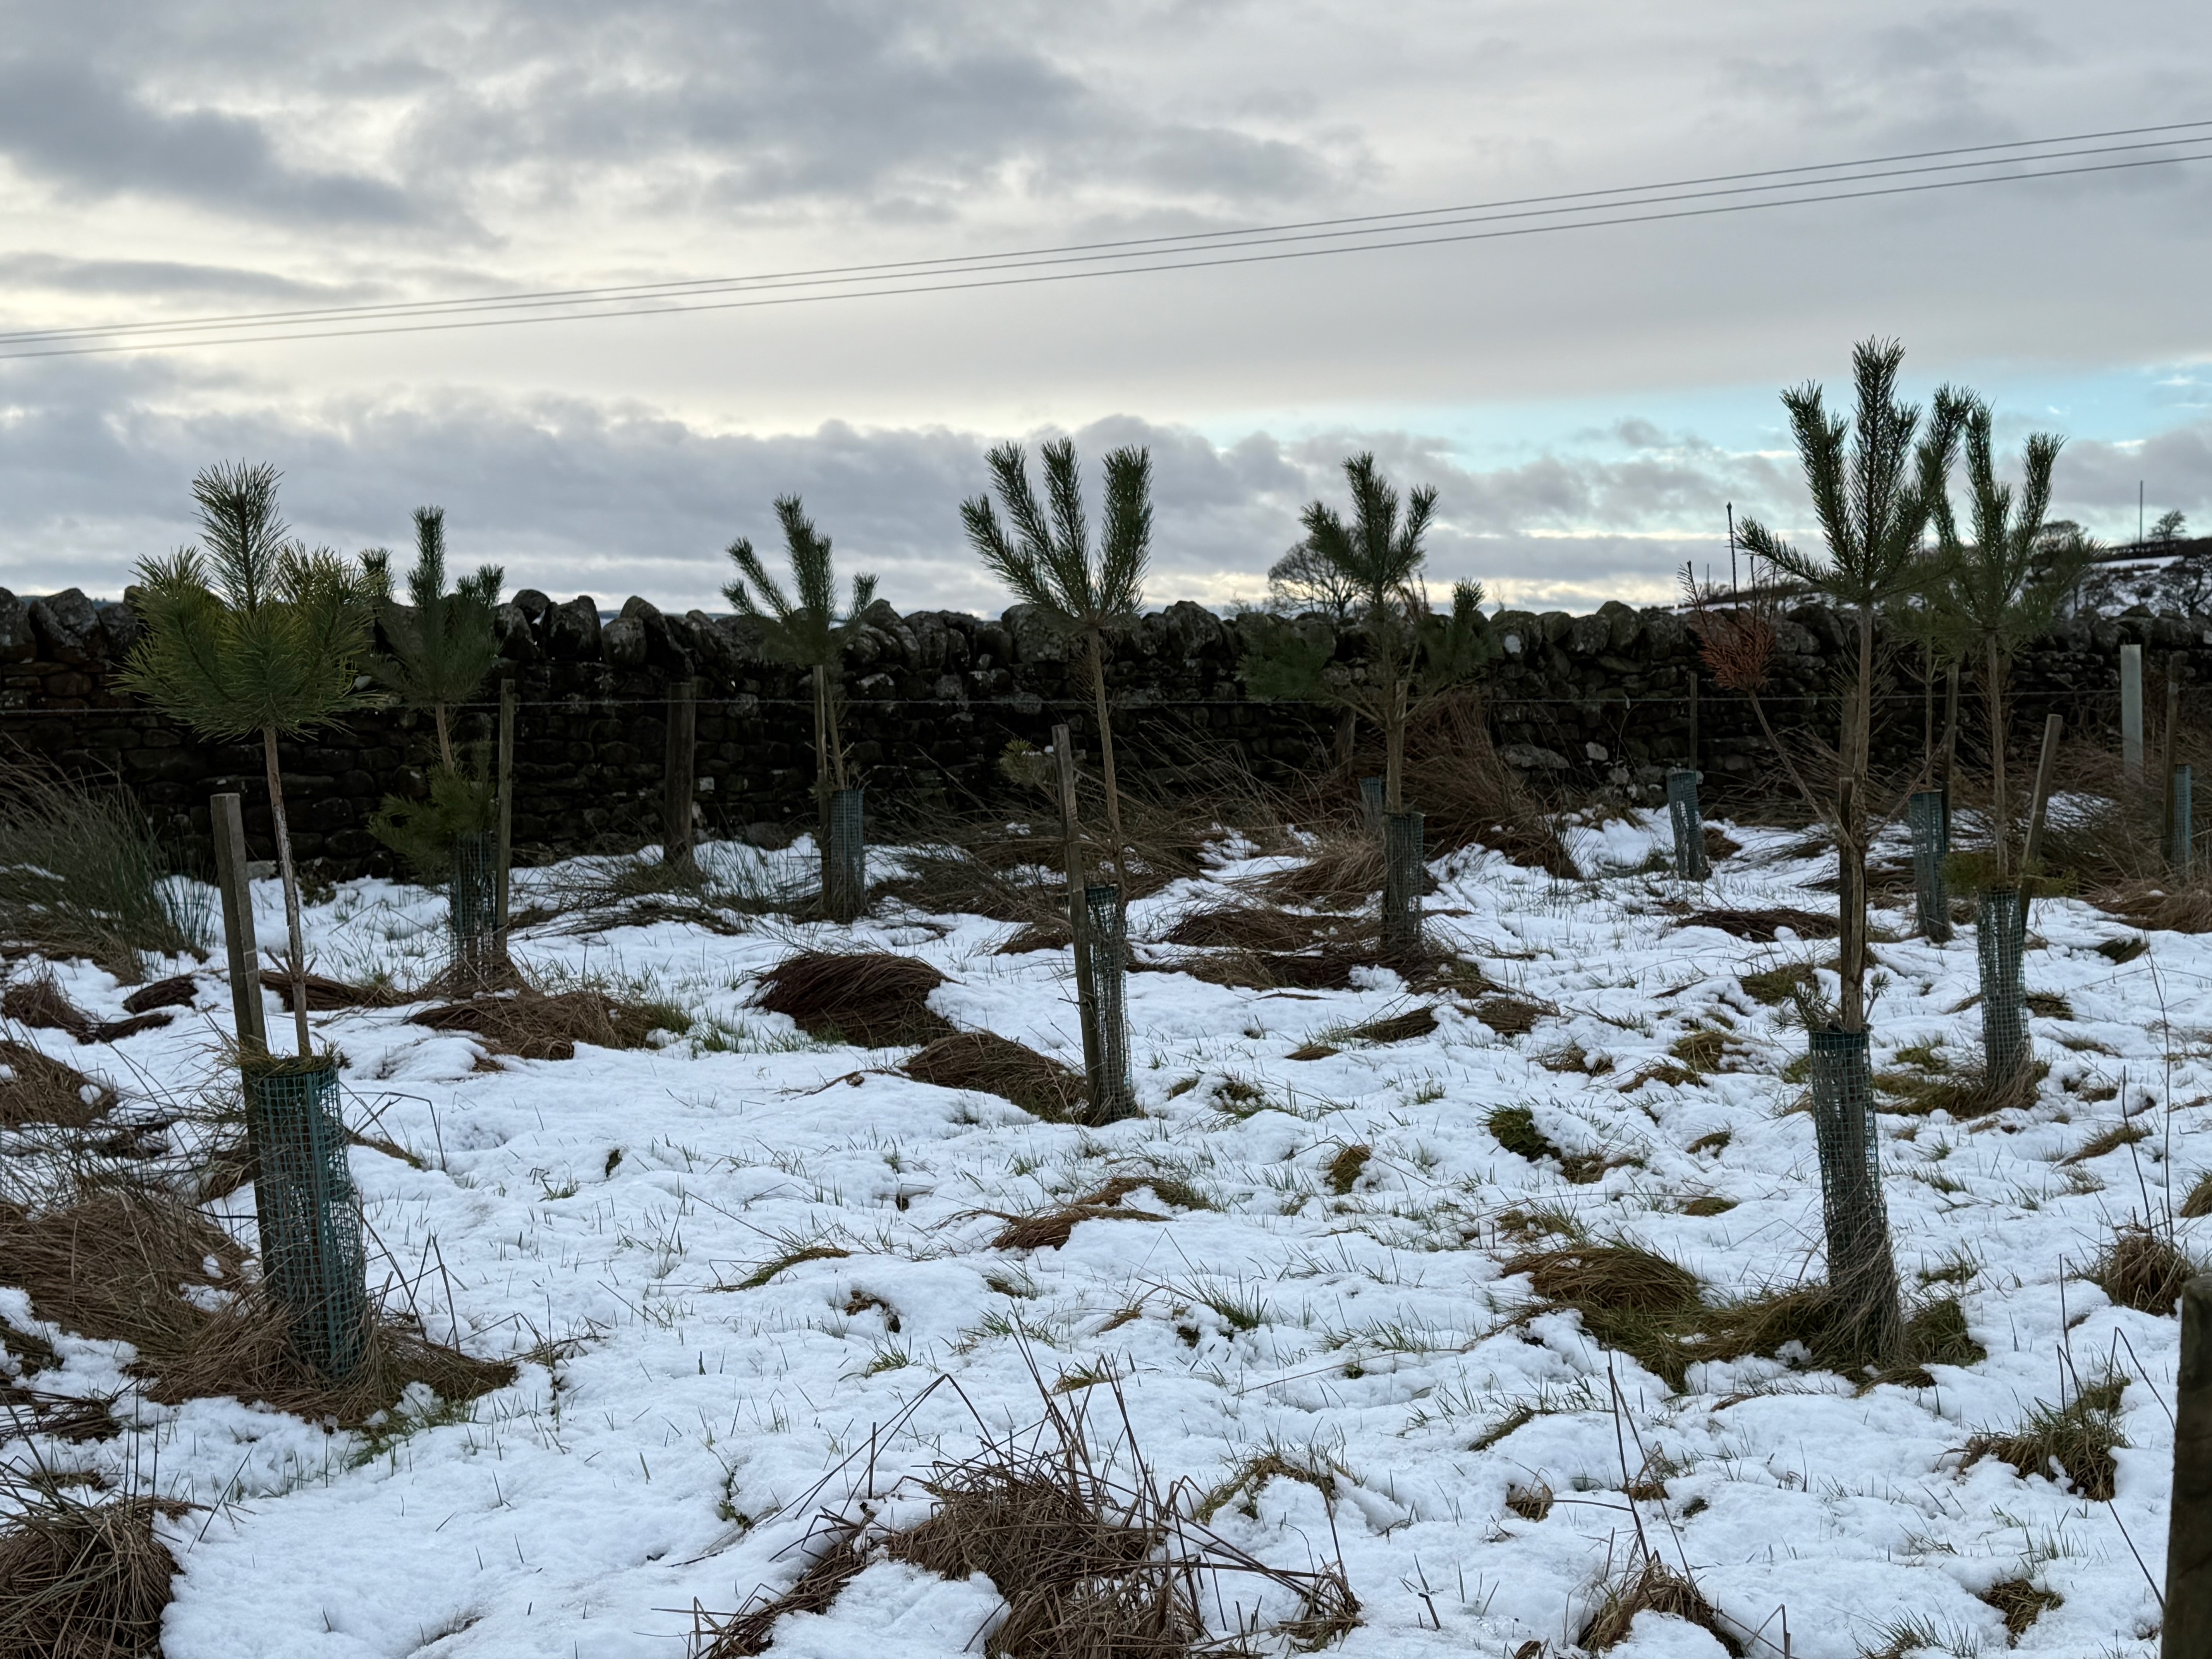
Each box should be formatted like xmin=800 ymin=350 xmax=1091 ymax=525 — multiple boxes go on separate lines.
xmin=752 ymin=951 xmax=954 ymax=1048
xmin=1963 ymin=1374 xmax=2127 ymax=1500
xmin=0 ymin=1474 xmax=179 ymax=1659
xmin=0 ymin=759 xmax=208 ymax=981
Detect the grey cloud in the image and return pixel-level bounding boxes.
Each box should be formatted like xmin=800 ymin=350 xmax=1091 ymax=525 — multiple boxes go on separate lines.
xmin=0 ymin=252 xmax=366 ymax=303
xmin=0 ymin=58 xmax=426 ymax=227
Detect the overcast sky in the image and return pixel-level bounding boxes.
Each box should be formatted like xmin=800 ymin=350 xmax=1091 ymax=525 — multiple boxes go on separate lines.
xmin=2 ymin=0 xmax=2208 ymax=615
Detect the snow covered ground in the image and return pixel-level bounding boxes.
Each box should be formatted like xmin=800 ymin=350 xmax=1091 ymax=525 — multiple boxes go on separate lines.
xmin=3 ymin=812 xmax=2200 ymax=1657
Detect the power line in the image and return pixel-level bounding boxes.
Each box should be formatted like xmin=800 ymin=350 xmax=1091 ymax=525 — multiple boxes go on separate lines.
xmin=2 ymin=122 xmax=2206 ymax=362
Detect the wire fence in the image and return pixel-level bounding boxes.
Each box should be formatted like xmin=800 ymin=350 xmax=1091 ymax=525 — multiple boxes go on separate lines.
xmin=448 ymin=832 xmax=500 ymax=982
xmin=822 ymin=787 xmax=866 ymax=922
xmin=1381 ymin=812 xmax=1425 ymax=962
xmin=1080 ymin=884 xmax=1135 ymax=1124
xmin=242 ymin=1057 xmax=368 ymax=1380
xmin=1908 ymin=790 xmax=1951 ymax=943
xmin=1666 ymin=769 xmax=1708 ymax=881
xmin=1808 ymin=1026 xmax=1903 ymax=1364
xmin=1977 ymin=886 xmax=2032 ymax=1101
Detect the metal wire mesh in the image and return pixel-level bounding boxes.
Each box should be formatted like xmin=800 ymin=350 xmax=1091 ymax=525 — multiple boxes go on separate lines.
xmin=448 ymin=832 xmax=500 ymax=981
xmin=1977 ymin=884 xmax=2032 ymax=1101
xmin=1807 ymin=1026 xmax=1903 ymax=1363
xmin=1907 ymin=790 xmax=1951 ymax=943
xmin=242 ymin=1059 xmax=368 ymax=1379
xmin=1359 ymin=777 xmax=1385 ymax=833
xmin=1666 ymin=769 xmax=1709 ymax=881
xmin=1381 ymin=811 xmax=1425 ymax=962
xmin=2176 ymin=765 xmax=2195 ymax=879
xmin=824 ymin=787 xmax=866 ymax=922
xmin=1081 ymin=883 xmax=1134 ymax=1123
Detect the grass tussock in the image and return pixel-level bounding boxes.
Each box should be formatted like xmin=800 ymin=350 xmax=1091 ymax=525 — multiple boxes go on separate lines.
xmin=1975 ymin=1578 xmax=2061 ymax=1640
xmin=1486 ymin=1106 xmax=1618 ymax=1184
xmin=0 ymin=1188 xmax=512 ymax=1426
xmin=1736 ymin=962 xmax=1817 ymax=1007
xmin=2 ymin=973 xmax=173 ymax=1045
xmin=700 ymin=1370 xmax=1357 ymax=1658
xmin=409 ymin=986 xmax=686 ymax=1061
xmin=256 ymin=969 xmax=407 ymax=1011
xmin=752 ymin=951 xmax=954 ymax=1048
xmin=2180 ymin=1170 xmax=2212 ymax=1219
xmin=1324 ymin=1144 xmax=1371 ymax=1195
xmin=902 ymin=1032 xmax=1085 ymax=1121
xmin=1506 ymin=1241 xmax=1938 ymax=1389
xmin=997 ymin=920 xmax=1073 ymax=955
xmin=0 ymin=1476 xmax=180 ymax=1659
xmin=2088 ymin=1221 xmax=2196 ymax=1314
xmin=1155 ymin=901 xmax=1354 ymax=953
xmin=1678 ymin=906 xmax=1837 ymax=943
xmin=0 ymin=758 xmax=208 ymax=982
xmin=697 ymin=1516 xmax=872 ymax=1657
xmin=1250 ymin=834 xmax=1387 ymax=907
xmin=1578 ymin=1557 xmax=1742 ymax=1655
xmin=983 ymin=1174 xmax=1208 ymax=1253
xmin=1144 ymin=943 xmax=1364 ymax=993
xmin=0 ymin=1040 xmax=115 ymax=1129
xmin=1963 ymin=1373 xmax=2126 ymax=1500
xmin=877 ymin=841 xmax=1065 ymax=926
xmin=1392 ymin=692 xmax=1574 ymax=875
xmin=1470 ymin=994 xmax=1553 ymax=1036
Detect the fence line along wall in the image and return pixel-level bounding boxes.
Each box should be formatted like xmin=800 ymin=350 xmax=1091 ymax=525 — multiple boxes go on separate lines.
xmin=2 ymin=580 xmax=2202 ymax=880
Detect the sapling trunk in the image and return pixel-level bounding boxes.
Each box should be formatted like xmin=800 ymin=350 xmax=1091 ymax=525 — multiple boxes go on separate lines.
xmin=260 ymin=726 xmax=313 ymax=1056
xmin=434 ymin=702 xmax=456 ymax=772
xmin=1384 ymin=676 xmax=1407 ymax=813
xmin=1085 ymin=630 xmax=1128 ymax=886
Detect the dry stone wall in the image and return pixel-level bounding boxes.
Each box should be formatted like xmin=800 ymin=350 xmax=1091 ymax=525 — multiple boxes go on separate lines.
xmin=0 ymin=580 xmax=2197 ymax=879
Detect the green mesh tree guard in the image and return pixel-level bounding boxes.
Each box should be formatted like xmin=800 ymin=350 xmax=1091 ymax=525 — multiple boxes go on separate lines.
xmin=1359 ymin=777 xmax=1385 ymax=833
xmin=1807 ymin=1027 xmax=1903 ymax=1365
xmin=823 ymin=787 xmax=866 ymax=922
xmin=1977 ymin=884 xmax=2032 ymax=1103
xmin=1666 ymin=769 xmax=1709 ymax=880
xmin=2175 ymin=765 xmax=2195 ymax=879
xmin=1080 ymin=883 xmax=1135 ymax=1124
xmin=242 ymin=1057 xmax=368 ymax=1379
xmin=449 ymin=831 xmax=500 ymax=982
xmin=1381 ymin=811 xmax=1425 ymax=963
xmin=1907 ymin=790 xmax=1951 ymax=943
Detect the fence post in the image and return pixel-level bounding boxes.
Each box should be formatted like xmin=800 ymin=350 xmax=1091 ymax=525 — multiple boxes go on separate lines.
xmin=1359 ymin=776 xmax=1384 ymax=833
xmin=2167 ymin=1275 xmax=2212 ymax=1659
xmin=1053 ymin=725 xmax=1104 ymax=1108
xmin=2165 ymin=665 xmax=2183 ymax=847
xmin=1666 ymin=768 xmax=1709 ymax=881
xmin=2122 ymin=642 xmax=2145 ymax=784
xmin=2021 ymin=713 xmax=2063 ymax=876
xmin=2178 ymin=765 xmax=2196 ymax=880
xmin=496 ymin=679 xmax=515 ymax=949
xmin=210 ymin=792 xmax=266 ymax=1055
xmin=663 ymin=678 xmax=697 ymax=878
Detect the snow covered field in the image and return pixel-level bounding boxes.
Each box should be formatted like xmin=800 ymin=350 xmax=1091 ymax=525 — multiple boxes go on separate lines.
xmin=3 ymin=812 xmax=2198 ymax=1657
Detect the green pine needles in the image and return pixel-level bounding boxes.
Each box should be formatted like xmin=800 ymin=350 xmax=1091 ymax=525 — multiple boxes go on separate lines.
xmin=361 ymin=508 xmax=503 ymax=879
xmin=1920 ymin=398 xmax=2089 ymax=876
xmin=121 ymin=461 xmax=373 ymax=1055
xmin=1733 ymin=339 xmax=1966 ymax=1031
xmin=962 ymin=439 xmax=1151 ymax=881
xmin=362 ymin=507 xmax=505 ymax=771
xmin=1241 ymin=452 xmax=1491 ymax=811
xmin=725 ymin=495 xmax=877 ymax=801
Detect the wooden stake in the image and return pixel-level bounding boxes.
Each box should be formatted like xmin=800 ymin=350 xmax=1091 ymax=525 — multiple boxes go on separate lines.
xmin=2122 ymin=642 xmax=2145 ymax=783
xmin=496 ymin=679 xmax=515 ymax=942
xmin=2021 ymin=713 xmax=2063 ymax=876
xmin=2165 ymin=658 xmax=2183 ymax=845
xmin=2166 ymin=1274 xmax=2212 ymax=1658
xmin=663 ymin=678 xmax=697 ymax=878
xmin=209 ymin=792 xmax=266 ymax=1055
xmin=1053 ymin=723 xmax=1102 ymax=1092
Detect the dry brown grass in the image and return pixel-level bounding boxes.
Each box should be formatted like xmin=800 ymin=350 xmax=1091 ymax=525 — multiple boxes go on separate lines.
xmin=2088 ymin=1221 xmax=2196 ymax=1314
xmin=1503 ymin=1480 xmax=1553 ymax=1522
xmin=997 ymin=920 xmax=1073 ymax=955
xmin=1250 ymin=835 xmax=1388 ymax=906
xmin=982 ymin=1174 xmax=1209 ymax=1253
xmin=1975 ymin=1578 xmax=2061 ymax=1640
xmin=1677 ymin=906 xmax=1837 ymax=942
xmin=1469 ymin=995 xmax=1553 ymax=1036
xmin=902 ymin=1032 xmax=1085 ymax=1121
xmin=752 ymin=951 xmax=955 ymax=1047
xmin=1 ymin=972 xmax=173 ymax=1045
xmin=254 ymin=968 xmax=407 ymax=1010
xmin=0 ymin=1479 xmax=180 ymax=1659
xmin=1155 ymin=901 xmax=1354 ymax=953
xmin=697 ymin=1515 xmax=873 ymax=1657
xmin=1578 ymin=1557 xmax=1742 ymax=1655
xmin=0 ymin=1189 xmax=512 ymax=1426
xmin=1397 ymin=693 xmax=1575 ymax=875
xmin=409 ymin=987 xmax=685 ymax=1061
xmin=1963 ymin=1373 xmax=2126 ymax=1500
xmin=1142 ymin=944 xmax=1364 ymax=993
xmin=0 ymin=1040 xmax=115 ymax=1129
xmin=697 ymin=1369 xmax=1357 ymax=1658
xmin=1325 ymin=1144 xmax=1371 ymax=1195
